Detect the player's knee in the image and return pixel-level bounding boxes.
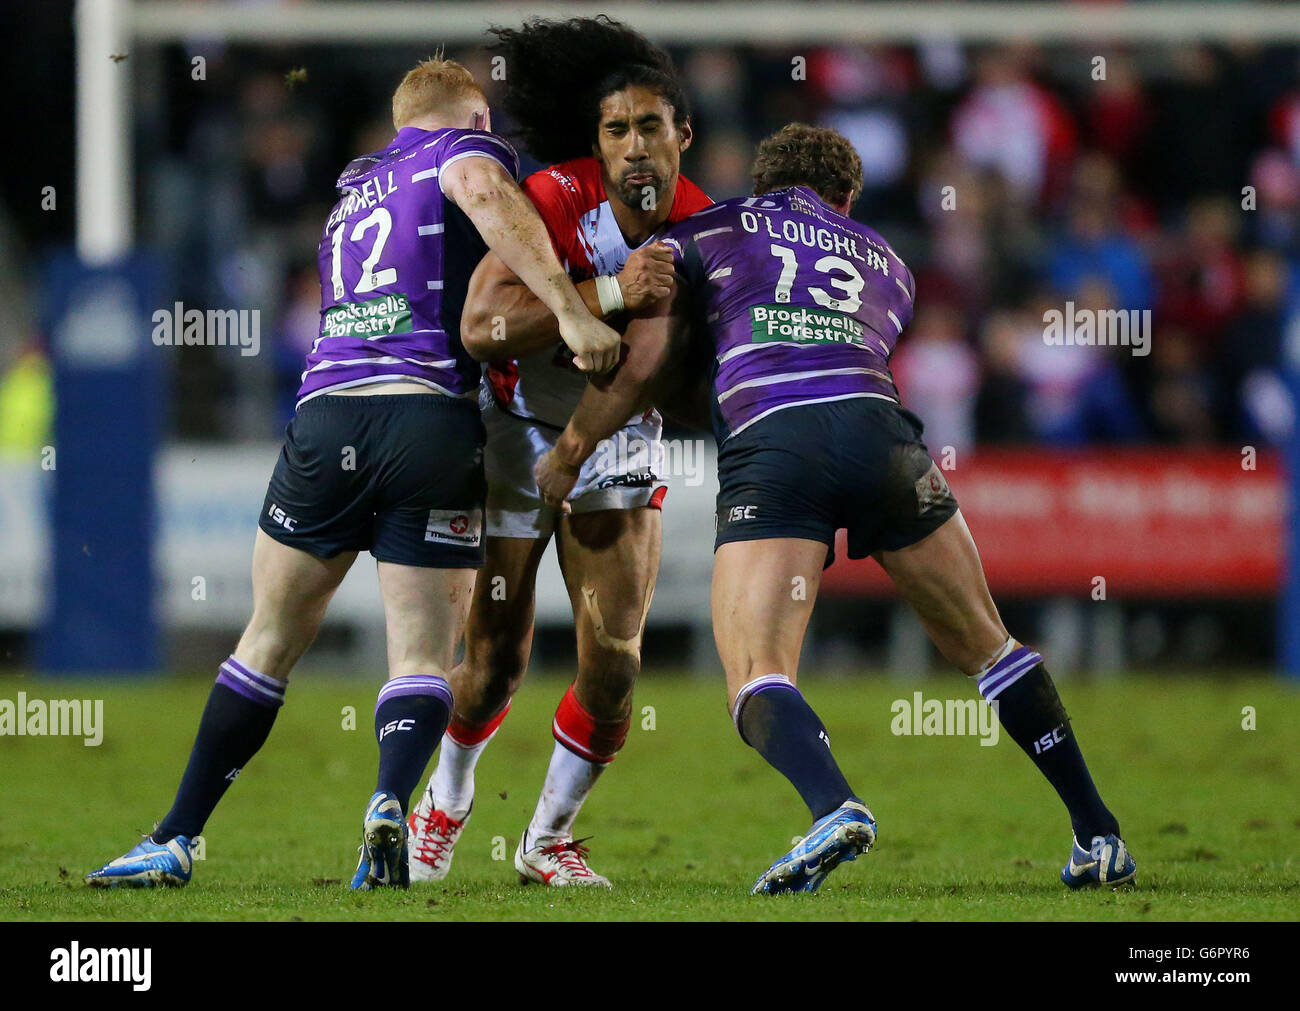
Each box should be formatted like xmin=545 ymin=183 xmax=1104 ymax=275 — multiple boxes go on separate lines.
xmin=577 ymin=579 xmax=653 ymax=652
xmin=465 ymin=612 xmax=530 ymax=685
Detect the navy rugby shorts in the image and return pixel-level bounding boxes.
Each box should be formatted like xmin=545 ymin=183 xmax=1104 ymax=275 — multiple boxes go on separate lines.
xmin=259 ymin=392 xmax=486 ymax=568
xmin=714 ymin=397 xmax=959 ymax=567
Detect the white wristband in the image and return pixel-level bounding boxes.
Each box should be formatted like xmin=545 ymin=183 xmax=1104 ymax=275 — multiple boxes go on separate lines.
xmin=594 ymin=274 xmax=625 ymax=315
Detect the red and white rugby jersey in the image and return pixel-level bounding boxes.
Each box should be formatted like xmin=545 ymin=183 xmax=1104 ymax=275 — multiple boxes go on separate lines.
xmin=486 ymin=156 xmax=712 ymax=428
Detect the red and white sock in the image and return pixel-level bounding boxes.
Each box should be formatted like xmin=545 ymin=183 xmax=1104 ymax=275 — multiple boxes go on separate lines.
xmin=430 ymin=702 xmax=510 ymax=821
xmin=525 ymin=685 xmax=629 ymax=847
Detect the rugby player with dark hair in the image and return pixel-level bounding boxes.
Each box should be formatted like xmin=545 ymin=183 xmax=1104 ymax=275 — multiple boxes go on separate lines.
xmin=534 ymin=123 xmax=1136 ymax=894
xmin=407 ymin=17 xmax=712 ymax=887
xmin=87 ymin=58 xmax=619 ymax=890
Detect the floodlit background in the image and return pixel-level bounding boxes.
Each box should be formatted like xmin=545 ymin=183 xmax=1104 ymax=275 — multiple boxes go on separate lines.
xmin=1 ymin=1 xmax=1298 ymax=680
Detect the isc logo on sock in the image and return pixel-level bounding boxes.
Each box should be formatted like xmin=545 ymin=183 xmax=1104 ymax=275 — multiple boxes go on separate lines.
xmin=379 ymin=718 xmax=415 ymax=740
xmin=1033 ymin=725 xmax=1067 ymax=754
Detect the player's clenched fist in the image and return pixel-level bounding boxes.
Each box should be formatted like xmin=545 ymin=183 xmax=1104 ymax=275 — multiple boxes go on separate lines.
xmin=533 ymin=448 xmax=581 ymax=512
xmin=617 ymin=242 xmax=676 ymax=312
xmin=557 ymin=310 xmax=622 ymax=373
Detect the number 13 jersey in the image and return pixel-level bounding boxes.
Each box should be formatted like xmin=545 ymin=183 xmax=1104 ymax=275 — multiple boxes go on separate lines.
xmin=663 ymin=185 xmax=915 ymax=443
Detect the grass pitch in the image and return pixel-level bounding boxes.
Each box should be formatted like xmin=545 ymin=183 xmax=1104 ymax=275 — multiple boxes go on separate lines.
xmin=3 ymin=670 xmax=1298 ymax=921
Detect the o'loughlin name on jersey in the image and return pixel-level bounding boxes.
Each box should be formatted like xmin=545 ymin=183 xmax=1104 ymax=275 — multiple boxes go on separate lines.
xmin=750 ymin=304 xmax=867 ymax=346
xmin=663 ymin=185 xmax=915 ymax=441
xmin=737 ymin=204 xmax=893 ymax=276
xmin=321 ymin=293 xmax=413 ymax=340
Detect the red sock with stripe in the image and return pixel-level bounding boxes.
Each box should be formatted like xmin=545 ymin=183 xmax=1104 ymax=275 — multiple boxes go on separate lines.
xmin=525 ymin=685 xmax=629 ymax=847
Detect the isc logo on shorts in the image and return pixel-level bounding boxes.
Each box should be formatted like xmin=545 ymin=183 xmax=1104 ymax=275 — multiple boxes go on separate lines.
xmin=424 ymin=508 xmax=483 ymax=547
xmin=266 ymin=502 xmax=297 ymax=531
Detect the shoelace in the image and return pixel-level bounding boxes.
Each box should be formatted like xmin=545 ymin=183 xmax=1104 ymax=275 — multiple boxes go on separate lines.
xmin=412 ymin=808 xmax=463 ymax=863
xmin=539 ymin=837 xmax=596 ymax=877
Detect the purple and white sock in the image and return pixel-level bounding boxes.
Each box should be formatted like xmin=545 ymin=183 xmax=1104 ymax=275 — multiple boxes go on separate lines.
xmin=375 ymin=674 xmax=453 ymax=715
xmin=374 ymin=674 xmax=454 ymax=811
xmin=730 ymin=673 xmax=857 ymax=821
xmin=153 ymin=655 xmax=285 ymax=841
xmin=974 ymin=638 xmax=1044 ymax=702
xmin=731 ymin=673 xmax=797 ymax=738
xmin=218 ymin=655 xmax=287 ymax=708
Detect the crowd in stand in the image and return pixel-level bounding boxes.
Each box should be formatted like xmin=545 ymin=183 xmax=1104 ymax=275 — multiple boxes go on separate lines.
xmin=110 ymin=40 xmax=1300 ymax=450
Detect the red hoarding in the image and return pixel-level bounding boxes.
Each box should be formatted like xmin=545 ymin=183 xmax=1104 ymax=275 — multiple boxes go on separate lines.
xmin=820 ymin=449 xmax=1286 ymax=598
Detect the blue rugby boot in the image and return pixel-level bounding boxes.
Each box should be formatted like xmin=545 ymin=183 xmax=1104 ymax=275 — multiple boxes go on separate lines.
xmin=751 ymin=800 xmax=877 ymax=895
xmin=86 ymin=834 xmax=195 ymax=888
xmin=349 ymin=791 xmax=409 ymax=890
xmin=1061 ymin=833 xmax=1137 ymax=889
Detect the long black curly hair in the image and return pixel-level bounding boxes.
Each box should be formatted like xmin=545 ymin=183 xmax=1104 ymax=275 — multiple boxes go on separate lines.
xmin=487 ymin=16 xmax=690 ymax=165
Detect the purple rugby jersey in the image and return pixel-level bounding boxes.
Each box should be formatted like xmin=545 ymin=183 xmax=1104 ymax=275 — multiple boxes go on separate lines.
xmin=662 ymin=186 xmax=915 ymax=441
xmin=298 ymin=126 xmax=520 ymax=406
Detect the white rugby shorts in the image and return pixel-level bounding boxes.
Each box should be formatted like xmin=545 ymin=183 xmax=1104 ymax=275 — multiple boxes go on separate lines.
xmin=483 ymin=401 xmax=666 ymax=538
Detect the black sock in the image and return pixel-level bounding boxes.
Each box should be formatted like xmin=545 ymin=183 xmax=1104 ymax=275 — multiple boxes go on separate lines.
xmin=735 ymin=675 xmax=857 ymax=821
xmin=979 ymin=649 xmax=1119 ymax=842
xmin=153 ymin=657 xmax=285 ymax=843
xmin=374 ymin=675 xmax=453 ymax=813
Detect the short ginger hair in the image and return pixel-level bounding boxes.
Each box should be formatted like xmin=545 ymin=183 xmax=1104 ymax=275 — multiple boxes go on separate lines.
xmin=392 ymin=56 xmax=485 ymax=130
xmin=751 ymin=123 xmax=865 ymax=208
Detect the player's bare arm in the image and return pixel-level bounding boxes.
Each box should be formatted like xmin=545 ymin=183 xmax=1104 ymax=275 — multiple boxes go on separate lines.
xmin=534 ymin=285 xmax=685 ymax=509
xmin=441 ymin=155 xmax=620 ymax=373
xmin=460 ymin=241 xmax=676 ymax=362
